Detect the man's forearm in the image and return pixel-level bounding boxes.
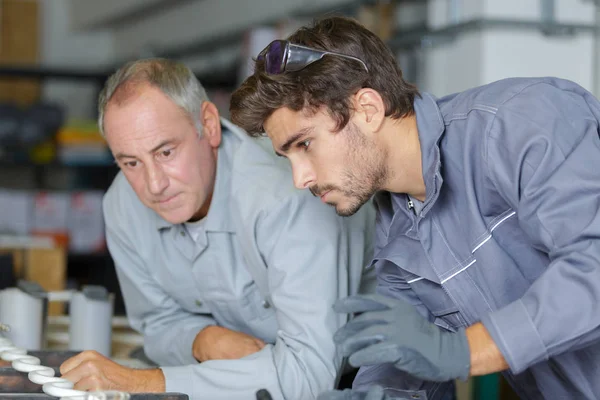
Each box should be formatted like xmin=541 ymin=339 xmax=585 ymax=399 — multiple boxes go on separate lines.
xmin=466 ymin=322 xmax=509 ymax=376
xmin=192 ymin=325 xmax=266 ymax=362
xmin=192 ymin=325 xmax=217 ymax=361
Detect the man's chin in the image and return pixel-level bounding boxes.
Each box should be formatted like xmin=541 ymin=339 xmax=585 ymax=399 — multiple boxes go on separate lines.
xmin=154 ymin=208 xmax=191 ymax=225
xmin=333 ymin=202 xmax=362 ymax=217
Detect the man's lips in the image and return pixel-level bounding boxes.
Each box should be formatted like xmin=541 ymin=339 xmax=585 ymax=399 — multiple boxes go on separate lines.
xmin=156 ymin=194 xmax=178 ymax=204
xmin=319 ymin=190 xmax=331 ymax=202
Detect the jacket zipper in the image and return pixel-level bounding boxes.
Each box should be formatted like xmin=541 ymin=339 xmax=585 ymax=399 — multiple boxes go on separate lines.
xmin=407 ymin=198 xmax=416 ymax=215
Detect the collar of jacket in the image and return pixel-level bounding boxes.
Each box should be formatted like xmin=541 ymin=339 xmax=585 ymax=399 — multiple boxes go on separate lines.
xmin=405 ymin=92 xmax=446 ymax=218
xmin=153 ymin=117 xmax=239 ymax=233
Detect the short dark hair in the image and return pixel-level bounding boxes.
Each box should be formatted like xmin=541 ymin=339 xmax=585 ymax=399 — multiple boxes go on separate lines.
xmin=230 ymin=16 xmax=419 ymax=136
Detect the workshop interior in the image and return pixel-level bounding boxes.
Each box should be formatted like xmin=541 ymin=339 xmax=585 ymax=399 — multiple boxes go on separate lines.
xmin=0 ymin=0 xmax=599 ymax=399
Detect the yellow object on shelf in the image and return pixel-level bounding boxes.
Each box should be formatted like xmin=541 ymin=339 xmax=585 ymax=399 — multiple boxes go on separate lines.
xmin=56 ymin=120 xmax=106 ymax=147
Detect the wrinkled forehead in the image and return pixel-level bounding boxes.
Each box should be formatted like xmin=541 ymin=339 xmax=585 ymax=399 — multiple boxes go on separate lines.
xmin=104 ymin=88 xmax=192 ymax=146
xmin=105 ymin=84 xmax=191 ymax=127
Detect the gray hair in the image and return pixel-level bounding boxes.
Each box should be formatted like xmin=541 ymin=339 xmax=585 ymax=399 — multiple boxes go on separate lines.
xmin=97 ymin=58 xmax=209 ymax=137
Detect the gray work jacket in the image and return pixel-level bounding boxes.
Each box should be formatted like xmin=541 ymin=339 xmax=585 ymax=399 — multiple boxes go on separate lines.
xmin=354 ymin=78 xmax=600 ymax=399
xmin=103 ymin=118 xmax=375 ymax=400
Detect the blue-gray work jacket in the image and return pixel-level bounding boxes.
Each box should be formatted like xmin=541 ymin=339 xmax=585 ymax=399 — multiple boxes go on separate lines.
xmin=354 ymin=77 xmax=600 ymax=399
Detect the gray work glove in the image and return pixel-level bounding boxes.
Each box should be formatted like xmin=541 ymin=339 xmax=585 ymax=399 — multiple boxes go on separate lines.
xmin=318 ymin=386 xmax=399 ymax=400
xmin=333 ymin=294 xmax=471 ymax=382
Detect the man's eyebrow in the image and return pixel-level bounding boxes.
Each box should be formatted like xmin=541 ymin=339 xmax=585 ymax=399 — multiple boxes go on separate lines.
xmin=115 ymin=139 xmax=175 ymax=160
xmin=115 ymin=151 xmax=134 ymax=161
xmin=276 ymin=127 xmax=314 ymax=155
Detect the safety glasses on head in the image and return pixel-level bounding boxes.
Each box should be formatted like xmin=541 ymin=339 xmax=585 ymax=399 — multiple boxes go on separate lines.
xmin=257 ymin=40 xmax=369 ymax=75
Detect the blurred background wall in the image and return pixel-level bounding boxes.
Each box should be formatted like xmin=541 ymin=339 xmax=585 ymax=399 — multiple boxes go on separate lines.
xmin=64 ymin=0 xmax=600 ymax=117
xmin=29 ymin=0 xmax=600 ymax=121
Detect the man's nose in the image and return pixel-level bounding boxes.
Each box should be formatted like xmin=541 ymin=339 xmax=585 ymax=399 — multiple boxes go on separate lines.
xmin=292 ymin=160 xmax=315 ymax=190
xmin=146 ymin=163 xmax=169 ymax=195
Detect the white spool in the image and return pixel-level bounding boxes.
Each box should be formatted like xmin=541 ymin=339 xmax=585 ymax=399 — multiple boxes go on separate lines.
xmin=69 ymin=289 xmax=113 ymax=357
xmin=0 ymin=288 xmax=44 ymax=350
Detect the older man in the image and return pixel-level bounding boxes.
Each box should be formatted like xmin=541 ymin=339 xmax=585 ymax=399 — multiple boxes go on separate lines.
xmin=58 ymin=58 xmax=375 ymax=400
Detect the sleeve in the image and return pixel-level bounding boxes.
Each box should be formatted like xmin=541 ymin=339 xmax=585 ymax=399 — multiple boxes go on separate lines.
xmin=161 ymin=190 xmax=366 ymax=399
xmin=104 ymin=201 xmax=216 ymax=366
xmin=480 ymin=82 xmax=600 ymax=374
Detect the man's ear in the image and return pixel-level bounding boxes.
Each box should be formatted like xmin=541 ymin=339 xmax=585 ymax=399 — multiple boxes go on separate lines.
xmin=199 ymin=101 xmax=222 ymax=148
xmin=352 ymin=88 xmax=386 ymax=132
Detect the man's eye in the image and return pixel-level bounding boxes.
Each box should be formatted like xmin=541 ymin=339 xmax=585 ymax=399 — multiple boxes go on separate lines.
xmin=159 ymin=149 xmax=174 ymax=159
xmin=299 ymin=139 xmax=311 ymax=150
xmin=124 ymin=161 xmax=138 ymax=168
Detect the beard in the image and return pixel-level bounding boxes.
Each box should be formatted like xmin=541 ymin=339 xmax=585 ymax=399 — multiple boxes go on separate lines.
xmin=310 ymin=122 xmax=388 ymax=217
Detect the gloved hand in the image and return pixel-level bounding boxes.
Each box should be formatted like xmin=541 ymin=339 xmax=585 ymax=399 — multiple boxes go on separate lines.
xmin=318 ymin=386 xmax=398 ymax=400
xmin=333 ymin=294 xmax=470 ymax=382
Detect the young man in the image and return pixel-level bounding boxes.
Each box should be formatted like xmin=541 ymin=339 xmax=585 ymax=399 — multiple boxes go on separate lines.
xmin=230 ymin=16 xmax=600 ymax=400
xmin=58 ymin=58 xmax=376 ymax=400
